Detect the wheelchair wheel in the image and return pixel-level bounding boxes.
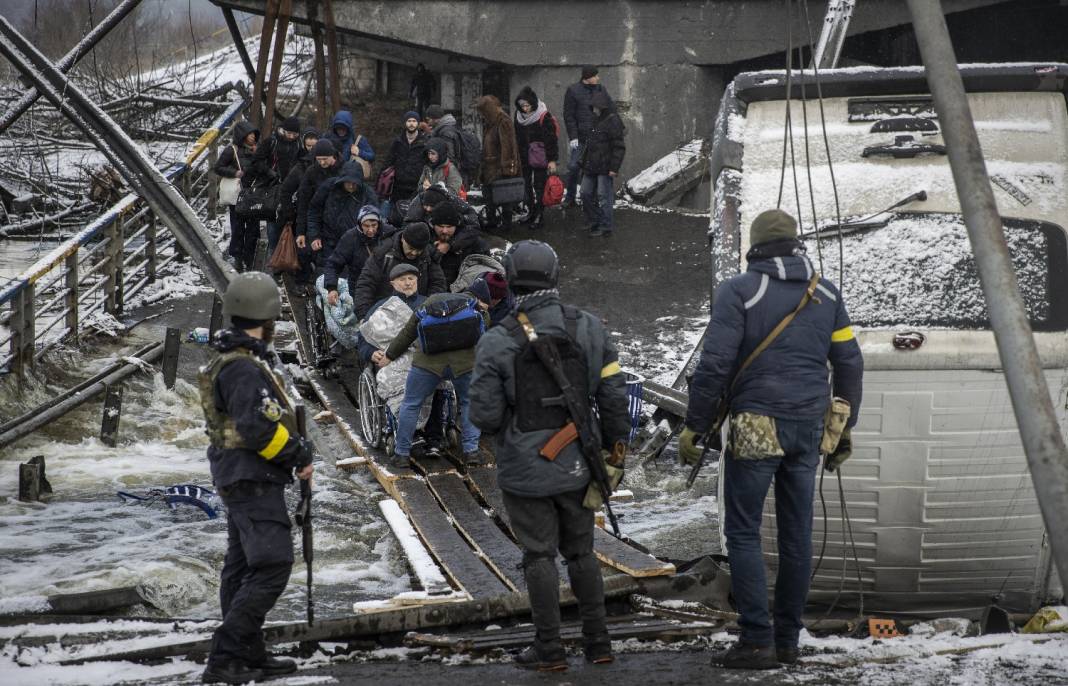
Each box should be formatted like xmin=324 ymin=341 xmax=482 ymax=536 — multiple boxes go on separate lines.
xmin=357 ymin=367 xmax=385 ymax=450
xmin=385 ymin=434 xmax=396 ymax=457
xmin=304 ymin=299 xmax=330 ymax=367
xmin=446 ymin=426 xmax=462 ymax=454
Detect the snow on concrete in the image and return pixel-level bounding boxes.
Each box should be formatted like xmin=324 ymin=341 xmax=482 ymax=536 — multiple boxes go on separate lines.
xmin=625 ymin=139 xmax=705 ymax=196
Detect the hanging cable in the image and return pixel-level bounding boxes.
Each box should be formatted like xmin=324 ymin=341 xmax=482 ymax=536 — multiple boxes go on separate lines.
xmin=800 ymin=0 xmax=845 ymax=290
xmin=795 ymin=3 xmax=824 ymax=273
xmin=776 ymin=0 xmax=794 ymax=209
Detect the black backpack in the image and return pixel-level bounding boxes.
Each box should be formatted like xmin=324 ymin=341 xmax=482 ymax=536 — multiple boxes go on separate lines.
xmin=455 ymin=129 xmax=482 ymax=178
xmin=504 ymin=306 xmax=590 ymax=432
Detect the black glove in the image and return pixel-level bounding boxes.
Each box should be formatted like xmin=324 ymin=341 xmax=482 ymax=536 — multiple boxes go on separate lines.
xmin=286 ymin=435 xmax=315 ymax=470
xmin=825 ymin=429 xmax=852 ymax=472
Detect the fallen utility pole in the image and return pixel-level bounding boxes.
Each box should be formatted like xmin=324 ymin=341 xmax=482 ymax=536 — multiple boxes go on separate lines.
xmin=0 ymin=17 xmax=234 ymax=295
xmin=0 ymin=0 xmax=143 ymax=136
xmin=907 ymin=0 xmax=1068 ymax=591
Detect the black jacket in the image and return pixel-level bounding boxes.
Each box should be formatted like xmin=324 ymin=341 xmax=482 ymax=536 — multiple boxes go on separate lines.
xmin=580 ymin=98 xmax=626 ymax=176
xmin=306 ymin=161 xmax=380 ymax=252
xmin=433 ymin=224 xmax=487 ymax=287
xmin=213 ymin=120 xmax=263 ymax=188
xmin=278 ymin=154 xmax=312 ymax=226
xmin=353 ymin=232 xmax=447 ymax=319
xmin=253 ymin=130 xmax=302 ymax=184
xmin=206 ymin=329 xmax=308 ymax=488
xmin=563 ymin=82 xmax=611 ymax=143
xmin=514 ymin=86 xmax=560 ymax=166
xmin=295 ymin=159 xmax=341 ymax=237
xmin=322 ymin=223 xmax=399 ymax=298
xmin=383 ymin=131 xmax=427 ymax=200
xmin=404 ymin=189 xmax=480 ymax=230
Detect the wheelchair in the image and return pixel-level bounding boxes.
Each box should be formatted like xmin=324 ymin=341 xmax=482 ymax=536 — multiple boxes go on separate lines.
xmin=356 ymin=365 xmax=462 ymax=459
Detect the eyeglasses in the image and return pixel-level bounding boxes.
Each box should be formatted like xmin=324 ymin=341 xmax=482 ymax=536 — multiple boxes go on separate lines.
xmin=893 ymin=331 xmax=926 ymax=350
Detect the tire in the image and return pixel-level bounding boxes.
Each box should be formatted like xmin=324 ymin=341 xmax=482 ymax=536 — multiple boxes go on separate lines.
xmin=385 ymin=434 xmax=396 ymax=457
xmin=357 ymin=367 xmax=384 ymax=449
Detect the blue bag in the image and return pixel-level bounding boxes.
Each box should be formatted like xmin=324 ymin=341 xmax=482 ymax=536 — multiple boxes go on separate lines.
xmin=416 ymin=294 xmax=484 ymax=354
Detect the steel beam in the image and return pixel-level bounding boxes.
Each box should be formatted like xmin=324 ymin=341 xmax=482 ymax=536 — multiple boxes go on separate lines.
xmin=0 ymin=17 xmax=233 ymax=295
xmin=811 ymin=0 xmax=856 ymax=70
xmin=0 ymin=0 xmax=142 ymax=136
xmin=907 ymin=0 xmax=1068 ymax=591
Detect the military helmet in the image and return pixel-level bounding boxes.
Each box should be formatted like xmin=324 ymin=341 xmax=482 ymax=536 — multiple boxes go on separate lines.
xmin=504 ymin=240 xmax=559 ymax=291
xmin=222 ymin=271 xmax=281 ymax=321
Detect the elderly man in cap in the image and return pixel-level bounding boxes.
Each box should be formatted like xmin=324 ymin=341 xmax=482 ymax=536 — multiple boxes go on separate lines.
xmin=678 ymin=209 xmax=863 ymax=670
xmin=353 ymin=222 xmax=446 ymax=320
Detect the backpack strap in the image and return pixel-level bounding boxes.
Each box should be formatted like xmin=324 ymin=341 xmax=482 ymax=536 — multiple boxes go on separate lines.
xmin=561 ymin=305 xmax=579 ymax=342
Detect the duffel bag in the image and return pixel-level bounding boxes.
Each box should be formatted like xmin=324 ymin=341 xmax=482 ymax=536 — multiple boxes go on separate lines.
xmin=416 ymin=294 xmax=485 ymax=354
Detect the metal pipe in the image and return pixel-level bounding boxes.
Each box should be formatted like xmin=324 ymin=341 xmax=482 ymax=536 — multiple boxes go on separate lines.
xmin=221 ymin=7 xmax=257 ymax=84
xmin=0 ymin=0 xmax=143 ymax=135
xmin=907 ymin=0 xmax=1068 ymax=590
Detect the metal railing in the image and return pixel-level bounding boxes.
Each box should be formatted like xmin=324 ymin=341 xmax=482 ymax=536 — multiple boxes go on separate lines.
xmin=0 ymin=98 xmax=245 ymax=380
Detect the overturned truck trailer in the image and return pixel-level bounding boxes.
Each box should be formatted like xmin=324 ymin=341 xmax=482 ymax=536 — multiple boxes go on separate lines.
xmin=708 ymin=63 xmax=1068 ymax=614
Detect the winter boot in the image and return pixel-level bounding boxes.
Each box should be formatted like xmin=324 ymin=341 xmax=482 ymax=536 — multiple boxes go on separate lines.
xmin=584 ymin=641 xmax=614 ymax=664
xmin=201 ymin=660 xmax=264 ymax=684
xmin=709 ymin=642 xmax=779 ymax=670
xmin=776 ymin=646 xmax=799 ymax=665
xmin=529 ymin=209 xmax=544 ymax=229
xmin=514 ymin=645 xmax=568 ymax=672
xmin=256 ymin=655 xmax=297 ymax=676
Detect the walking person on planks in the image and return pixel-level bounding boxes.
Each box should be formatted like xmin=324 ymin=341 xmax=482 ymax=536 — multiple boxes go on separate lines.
xmin=198 ymin=272 xmax=315 ymax=684
xmin=678 ymin=209 xmax=863 ymax=670
xmin=468 ymin=240 xmax=632 ymax=671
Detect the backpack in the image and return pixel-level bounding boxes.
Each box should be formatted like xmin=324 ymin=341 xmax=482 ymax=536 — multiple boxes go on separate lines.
xmin=416 ymin=294 xmax=485 ymax=354
xmin=442 ymin=161 xmax=468 ymax=201
xmin=456 ymin=128 xmax=482 ymax=178
xmin=538 ymin=111 xmax=561 ymax=138
xmin=504 ymin=305 xmax=590 ymax=432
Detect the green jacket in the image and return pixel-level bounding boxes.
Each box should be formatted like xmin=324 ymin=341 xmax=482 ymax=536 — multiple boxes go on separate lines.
xmin=385 ymin=291 xmax=489 ymax=376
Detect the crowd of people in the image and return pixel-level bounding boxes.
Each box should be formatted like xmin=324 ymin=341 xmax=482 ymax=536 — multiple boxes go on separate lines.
xmin=212 ymin=66 xmax=627 ymax=279
xmin=201 ymin=65 xmax=863 ymax=685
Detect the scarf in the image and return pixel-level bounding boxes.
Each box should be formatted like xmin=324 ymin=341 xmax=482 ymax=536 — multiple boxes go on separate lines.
xmin=516 ymin=101 xmax=549 ymax=127
xmin=513 ymin=288 xmax=560 ymax=310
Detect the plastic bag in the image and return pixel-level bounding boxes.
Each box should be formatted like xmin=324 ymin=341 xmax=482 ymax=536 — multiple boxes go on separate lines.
xmin=267 ymin=224 xmax=300 ymax=273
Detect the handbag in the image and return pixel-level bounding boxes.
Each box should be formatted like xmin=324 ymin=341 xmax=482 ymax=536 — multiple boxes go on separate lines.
xmin=527 ymin=141 xmax=548 ymax=169
xmin=376 ymin=166 xmax=396 ymax=198
xmin=542 ymin=174 xmax=564 ymax=207
xmin=235 ymin=181 xmax=281 ymax=220
xmin=217 ymin=144 xmax=241 ymax=206
xmin=267 ymin=223 xmax=300 ymax=273
xmin=489 ymin=176 xmax=526 ymax=205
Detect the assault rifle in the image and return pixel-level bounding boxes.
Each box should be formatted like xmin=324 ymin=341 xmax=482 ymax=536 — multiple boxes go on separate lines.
xmin=525 ymin=326 xmax=624 ymax=538
xmin=294 ymin=404 xmax=314 ymax=625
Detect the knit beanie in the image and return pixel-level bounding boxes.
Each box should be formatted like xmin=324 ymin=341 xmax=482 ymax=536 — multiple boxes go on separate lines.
xmin=402 ymin=222 xmax=431 ymax=249
xmin=389 ymin=263 xmax=420 ymax=280
xmin=282 ymin=116 xmax=301 ymax=133
xmin=311 ymin=139 xmax=336 ymax=157
xmin=467 ymin=277 xmax=491 ymax=305
xmin=750 ymin=209 xmax=798 ymax=246
xmin=421 ymin=187 xmax=448 ymax=207
xmin=425 ymin=105 xmax=445 ymax=120
xmin=430 ymin=201 xmax=462 ymax=227
xmin=484 ymin=271 xmax=509 ymax=301
xmin=404 ymin=110 xmax=420 ymax=122
xmin=581 ymin=66 xmax=599 ymax=80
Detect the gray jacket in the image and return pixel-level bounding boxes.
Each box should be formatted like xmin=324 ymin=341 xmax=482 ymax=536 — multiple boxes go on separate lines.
xmin=469 ymin=293 xmax=631 ymax=497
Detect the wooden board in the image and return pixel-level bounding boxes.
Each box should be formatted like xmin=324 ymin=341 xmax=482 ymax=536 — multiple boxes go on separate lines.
xmin=468 ymin=466 xmax=674 ymax=578
xmin=393 ymin=479 xmax=510 ymax=599
xmin=427 ymin=473 xmax=526 ymax=592
xmin=410 ymin=452 xmax=456 ymax=477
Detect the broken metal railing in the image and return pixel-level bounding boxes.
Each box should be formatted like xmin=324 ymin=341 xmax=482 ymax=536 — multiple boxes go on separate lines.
xmin=0 ymin=98 xmax=245 ymax=380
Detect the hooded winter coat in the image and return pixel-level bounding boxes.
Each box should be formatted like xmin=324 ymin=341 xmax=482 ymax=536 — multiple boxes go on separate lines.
xmin=404 ymin=186 xmax=480 ymax=230
xmin=476 ymin=95 xmax=520 ymax=184
xmin=353 ymin=231 xmax=447 ymax=319
xmin=214 ymin=120 xmax=262 ymax=188
xmin=322 ymin=213 xmax=398 ymax=299
xmin=253 ymin=127 xmax=303 ymax=183
xmin=325 ymin=110 xmax=375 ymax=164
xmin=428 ymin=113 xmax=463 ymax=164
xmin=469 ymin=292 xmax=631 ymax=497
xmin=306 ymin=160 xmax=380 ymax=254
xmin=513 ymin=86 xmax=559 ymax=168
xmin=685 ymin=251 xmax=864 ymax=433
xmin=277 ymin=128 xmax=319 ymax=226
xmin=579 ymin=92 xmax=626 ymax=176
xmin=295 ymin=157 xmax=341 ymax=237
xmin=431 ymin=221 xmax=487 ymax=288
xmin=417 ymin=138 xmax=463 ymax=196
xmin=382 ymin=128 xmax=427 ymax=200
xmin=563 ymin=81 xmax=612 ymax=144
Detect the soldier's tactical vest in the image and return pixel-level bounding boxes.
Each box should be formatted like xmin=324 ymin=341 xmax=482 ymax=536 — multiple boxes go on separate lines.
xmin=504 ymin=305 xmax=590 ymax=432
xmin=197 ymin=348 xmax=297 ymax=450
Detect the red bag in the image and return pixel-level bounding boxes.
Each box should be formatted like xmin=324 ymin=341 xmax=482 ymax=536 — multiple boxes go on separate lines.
xmin=375 ymin=166 xmax=396 ymax=198
xmin=542 ymin=175 xmax=564 ymax=207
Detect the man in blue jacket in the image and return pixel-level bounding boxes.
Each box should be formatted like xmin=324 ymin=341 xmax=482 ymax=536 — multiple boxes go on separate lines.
xmin=325 ymin=110 xmax=375 ymax=165
xmin=678 ymin=209 xmax=863 ymax=670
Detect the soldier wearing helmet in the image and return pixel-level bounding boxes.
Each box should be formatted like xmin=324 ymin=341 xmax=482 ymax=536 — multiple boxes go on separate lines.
xmin=468 ymin=240 xmax=631 ymax=671
xmin=198 ymin=272 xmax=314 ymax=685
